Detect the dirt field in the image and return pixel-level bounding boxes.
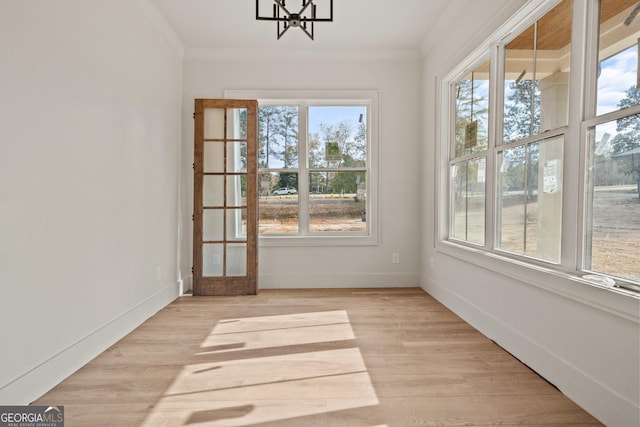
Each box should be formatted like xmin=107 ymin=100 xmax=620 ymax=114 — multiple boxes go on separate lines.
xmin=259 ymin=194 xmax=366 ymax=233
xmin=590 ymin=186 xmax=640 ymax=281
xmin=258 ymin=187 xmax=639 ymax=281
xmin=454 ymin=185 xmax=640 ymax=282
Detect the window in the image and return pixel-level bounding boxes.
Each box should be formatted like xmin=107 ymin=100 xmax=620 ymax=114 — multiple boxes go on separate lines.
xmin=583 ymin=0 xmax=640 ymax=287
xmin=227 ymin=90 xmax=379 ymax=246
xmin=440 ymin=0 xmax=640 ymax=294
xmin=498 ymin=135 xmax=563 ymax=262
xmin=450 ymin=59 xmax=490 ymax=246
xmin=497 ymin=0 xmax=571 ymax=264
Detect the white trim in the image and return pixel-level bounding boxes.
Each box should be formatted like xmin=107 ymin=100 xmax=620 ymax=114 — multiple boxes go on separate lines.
xmin=259 ymin=272 xmax=419 ymax=288
xmin=0 ymin=282 xmax=181 ymax=405
xmin=437 ymin=240 xmax=639 ymax=322
xmin=185 ymin=47 xmax=420 ymax=63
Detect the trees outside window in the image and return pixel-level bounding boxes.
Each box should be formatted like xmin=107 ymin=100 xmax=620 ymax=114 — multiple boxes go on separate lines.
xmin=443 ymin=0 xmax=640 ymax=290
xmin=257 ymin=103 xmax=370 ymax=236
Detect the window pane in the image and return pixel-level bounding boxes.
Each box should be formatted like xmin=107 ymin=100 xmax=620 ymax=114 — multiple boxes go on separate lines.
xmin=227 ymin=141 xmax=247 ymax=173
xmin=204 ymin=141 xmax=224 ymax=173
xmin=309 ymin=171 xmax=366 ymax=232
xmin=455 ymin=60 xmax=490 ymax=157
xmin=226 ymin=243 xmax=246 ymax=276
xmin=259 ymin=172 xmax=299 ymax=234
xmin=450 ymin=158 xmax=485 ymax=245
xmin=204 ymin=108 xmax=224 ymax=140
xmin=226 ymin=175 xmax=246 ymax=207
xmin=229 ymin=108 xmax=247 ymax=140
xmin=504 ymin=0 xmax=571 ymax=141
xmin=203 ymin=175 xmax=224 ymax=207
xmin=227 ymin=208 xmax=247 ymax=241
xmin=258 ymin=106 xmax=298 ymax=168
xmin=203 ymin=209 xmax=223 ymax=242
xmin=498 ymin=136 xmax=563 ymax=262
xmin=585 ymin=117 xmax=640 ymax=282
xmin=308 ymin=106 xmax=367 ymax=168
xmin=202 ymin=244 xmax=223 ymax=277
xmin=596 ymin=0 xmax=640 ymax=115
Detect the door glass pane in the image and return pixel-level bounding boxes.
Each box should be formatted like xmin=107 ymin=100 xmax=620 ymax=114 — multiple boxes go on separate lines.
xmin=227 ymin=243 xmax=247 ymax=276
xmin=585 ymin=118 xmax=640 ymax=282
xmin=203 ymin=209 xmax=223 ymax=242
xmin=227 ymin=141 xmax=247 ymax=172
xmin=203 ymin=175 xmax=224 ymax=207
xmin=597 ymin=0 xmax=640 ymax=115
xmin=226 ymin=175 xmax=245 ymax=207
xmin=227 ymin=208 xmax=247 ymax=241
xmin=309 ymin=171 xmax=366 ymax=233
xmin=204 ymin=108 xmax=225 ymax=139
xmin=202 ymin=244 xmax=223 ymax=277
xmin=204 ymin=141 xmax=224 ymax=173
xmin=227 ymin=108 xmax=248 ymax=140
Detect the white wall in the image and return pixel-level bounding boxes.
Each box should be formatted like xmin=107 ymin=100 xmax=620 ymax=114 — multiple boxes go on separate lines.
xmin=181 ymin=54 xmax=422 ymax=290
xmin=420 ymin=1 xmax=640 ymax=426
xmin=0 ymin=0 xmax=184 ymax=404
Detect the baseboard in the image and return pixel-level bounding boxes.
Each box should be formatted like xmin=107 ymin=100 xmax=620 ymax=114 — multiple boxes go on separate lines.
xmin=180 ymin=274 xmax=193 ymax=294
xmin=0 ymin=282 xmax=181 ymax=405
xmin=259 ymin=272 xmax=420 ymax=289
xmin=421 ymin=276 xmax=639 ymax=427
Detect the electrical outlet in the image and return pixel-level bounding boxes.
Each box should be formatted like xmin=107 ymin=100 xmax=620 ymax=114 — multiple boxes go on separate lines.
xmin=392 ymin=253 xmax=400 ymax=264
xmin=156 ymin=267 xmax=162 ymax=281
xmin=430 ymin=257 xmax=435 ymax=270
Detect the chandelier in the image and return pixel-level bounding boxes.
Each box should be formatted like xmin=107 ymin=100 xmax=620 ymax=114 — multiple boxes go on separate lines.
xmin=256 ymin=0 xmax=334 ymax=40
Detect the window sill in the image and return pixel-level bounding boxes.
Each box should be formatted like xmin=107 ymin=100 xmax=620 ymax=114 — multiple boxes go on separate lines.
xmin=436 ymin=240 xmax=640 ymax=322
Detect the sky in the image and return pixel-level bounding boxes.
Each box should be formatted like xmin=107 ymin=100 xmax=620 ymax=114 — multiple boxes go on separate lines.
xmin=595 ymin=45 xmax=638 ymax=148
xmin=308 ymin=105 xmax=366 ymax=138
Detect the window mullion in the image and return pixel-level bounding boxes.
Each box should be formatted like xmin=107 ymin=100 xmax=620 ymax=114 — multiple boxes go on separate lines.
xmin=568 ymin=0 xmax=594 ymax=273
xmin=486 ymin=44 xmax=504 ymax=251
xmin=581 ymin=0 xmax=600 ymax=121
xmin=298 ymin=103 xmax=310 ymax=234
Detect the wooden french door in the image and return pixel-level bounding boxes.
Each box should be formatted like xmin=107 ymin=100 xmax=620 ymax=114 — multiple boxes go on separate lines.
xmin=193 ymin=99 xmax=258 ymax=295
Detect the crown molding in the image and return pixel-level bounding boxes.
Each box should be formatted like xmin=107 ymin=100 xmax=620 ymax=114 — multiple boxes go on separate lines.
xmin=184 ymin=47 xmax=420 ymax=62
xmin=134 ymin=0 xmax=186 ymax=58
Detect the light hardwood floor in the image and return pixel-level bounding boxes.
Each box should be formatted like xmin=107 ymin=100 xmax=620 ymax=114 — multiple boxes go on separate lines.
xmin=33 ymin=288 xmax=603 ymax=426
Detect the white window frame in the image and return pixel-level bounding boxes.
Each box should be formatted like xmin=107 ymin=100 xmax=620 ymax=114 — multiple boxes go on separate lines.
xmin=226 ymin=89 xmax=380 ymax=247
xmin=436 ymin=0 xmax=639 ymax=308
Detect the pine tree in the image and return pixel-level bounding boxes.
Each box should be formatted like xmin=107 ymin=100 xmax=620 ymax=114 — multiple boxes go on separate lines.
xmin=503 ymin=79 xmax=540 ymax=142
xmin=611 ymin=86 xmax=640 ymax=155
xmin=611 ymin=86 xmax=640 ymax=198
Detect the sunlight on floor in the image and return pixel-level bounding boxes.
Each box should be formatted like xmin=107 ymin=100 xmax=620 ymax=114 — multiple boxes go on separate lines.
xmin=141 ymin=310 xmax=379 ymax=426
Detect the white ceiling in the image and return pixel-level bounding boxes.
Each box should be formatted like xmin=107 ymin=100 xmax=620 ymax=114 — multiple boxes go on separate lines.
xmin=150 ymin=0 xmax=452 ymax=51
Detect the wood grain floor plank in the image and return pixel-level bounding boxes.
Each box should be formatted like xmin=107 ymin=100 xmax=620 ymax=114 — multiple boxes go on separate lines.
xmin=33 ymin=288 xmax=602 ymax=426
